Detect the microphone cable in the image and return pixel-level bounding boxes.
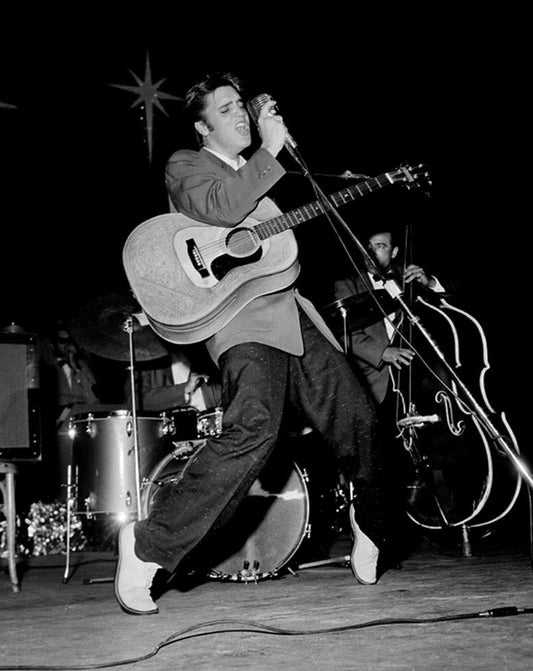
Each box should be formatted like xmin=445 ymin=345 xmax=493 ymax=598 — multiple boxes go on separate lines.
xmin=1 ymin=606 xmax=532 ymax=670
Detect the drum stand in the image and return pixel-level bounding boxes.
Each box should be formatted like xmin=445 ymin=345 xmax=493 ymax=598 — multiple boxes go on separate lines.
xmin=296 ymin=555 xmax=350 ymax=571
xmin=296 ymin=480 xmax=353 ymax=573
xmin=63 ymin=316 xmax=144 ymax=584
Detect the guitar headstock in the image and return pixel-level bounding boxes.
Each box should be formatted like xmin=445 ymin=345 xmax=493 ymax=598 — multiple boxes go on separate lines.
xmin=389 ymin=163 xmax=432 ymax=195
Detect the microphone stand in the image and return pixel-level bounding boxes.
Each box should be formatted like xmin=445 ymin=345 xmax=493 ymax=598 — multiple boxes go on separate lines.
xmin=282 ymin=138 xmax=376 ymax=298
xmin=288 ymin=138 xmax=532 ymax=488
xmin=282 ymin=140 xmax=363 ymax=572
xmin=124 ymin=316 xmax=143 ymax=521
xmin=283 ymin=134 xmax=532 ymax=558
xmin=64 ymin=317 xmax=144 ymax=586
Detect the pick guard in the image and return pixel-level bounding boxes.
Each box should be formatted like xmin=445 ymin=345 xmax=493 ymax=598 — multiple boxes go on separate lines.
xmin=174 ymin=224 xmax=270 ymax=288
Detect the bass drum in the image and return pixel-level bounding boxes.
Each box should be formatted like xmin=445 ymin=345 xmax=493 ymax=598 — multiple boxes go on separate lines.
xmin=141 ymin=442 xmax=310 ymax=582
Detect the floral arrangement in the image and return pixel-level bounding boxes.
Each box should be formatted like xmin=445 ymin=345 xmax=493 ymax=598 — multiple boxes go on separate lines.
xmin=23 ymin=500 xmax=87 ymax=556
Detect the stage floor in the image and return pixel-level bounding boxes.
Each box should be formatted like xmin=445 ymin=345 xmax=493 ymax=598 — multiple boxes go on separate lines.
xmin=2 ymin=530 xmax=533 ymax=670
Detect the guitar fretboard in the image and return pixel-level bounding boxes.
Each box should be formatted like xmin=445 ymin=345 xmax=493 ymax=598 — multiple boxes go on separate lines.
xmin=255 ymin=173 xmax=394 ymax=241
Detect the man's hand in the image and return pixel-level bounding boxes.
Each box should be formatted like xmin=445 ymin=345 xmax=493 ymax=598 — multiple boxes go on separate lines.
xmin=184 ymin=372 xmax=209 ymax=404
xmin=258 ymin=98 xmax=286 ymax=157
xmin=382 ymin=346 xmax=415 ymax=370
xmin=404 ymin=264 xmax=435 ymax=289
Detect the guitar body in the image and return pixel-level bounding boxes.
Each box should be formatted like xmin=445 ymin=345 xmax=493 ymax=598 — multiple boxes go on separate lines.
xmin=123 ymin=212 xmax=300 ymax=344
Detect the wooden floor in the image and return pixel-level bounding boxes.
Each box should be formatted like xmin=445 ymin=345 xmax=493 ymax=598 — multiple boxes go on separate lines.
xmin=2 ymin=523 xmax=533 ymax=671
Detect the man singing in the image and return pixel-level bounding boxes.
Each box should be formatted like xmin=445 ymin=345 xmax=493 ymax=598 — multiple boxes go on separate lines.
xmin=115 ymin=72 xmax=389 ymax=615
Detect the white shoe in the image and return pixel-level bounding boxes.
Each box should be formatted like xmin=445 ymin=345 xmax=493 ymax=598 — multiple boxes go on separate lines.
xmin=349 ymin=504 xmax=379 ymax=585
xmin=114 ymin=522 xmax=161 ymax=615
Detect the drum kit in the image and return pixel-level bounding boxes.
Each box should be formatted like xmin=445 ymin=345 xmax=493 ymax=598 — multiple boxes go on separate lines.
xmin=62 ymin=293 xmax=344 ymax=584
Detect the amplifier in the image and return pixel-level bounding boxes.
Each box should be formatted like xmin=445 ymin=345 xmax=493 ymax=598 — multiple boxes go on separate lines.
xmin=0 ymin=331 xmax=41 ymax=461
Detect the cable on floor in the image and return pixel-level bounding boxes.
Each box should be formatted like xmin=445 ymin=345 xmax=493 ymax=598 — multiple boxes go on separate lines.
xmin=1 ymin=605 xmax=532 ymax=670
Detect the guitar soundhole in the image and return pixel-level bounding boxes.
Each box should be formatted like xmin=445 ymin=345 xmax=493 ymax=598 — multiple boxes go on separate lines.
xmin=226 ymin=227 xmax=259 ymax=258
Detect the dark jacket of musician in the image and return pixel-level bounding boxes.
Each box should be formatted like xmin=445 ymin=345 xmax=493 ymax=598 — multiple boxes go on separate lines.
xmin=333 ymin=274 xmax=394 ymax=405
xmin=334 ymin=268 xmax=448 ymax=405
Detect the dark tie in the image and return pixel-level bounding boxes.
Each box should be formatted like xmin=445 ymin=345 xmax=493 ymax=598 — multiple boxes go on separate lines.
xmin=372 ymin=272 xmax=396 ymax=282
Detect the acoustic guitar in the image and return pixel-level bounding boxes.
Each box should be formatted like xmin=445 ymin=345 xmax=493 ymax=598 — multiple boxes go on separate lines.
xmin=123 ymin=164 xmax=429 ymax=344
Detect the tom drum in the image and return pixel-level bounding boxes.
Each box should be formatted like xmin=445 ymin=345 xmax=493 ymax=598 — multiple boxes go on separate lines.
xmin=68 ymin=410 xmax=171 ymax=517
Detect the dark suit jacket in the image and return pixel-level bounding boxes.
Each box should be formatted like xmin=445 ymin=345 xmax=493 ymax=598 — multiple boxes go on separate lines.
xmin=165 ymin=147 xmax=341 ymax=363
xmin=334 ymin=274 xmax=395 ymax=405
xmin=334 ymin=269 xmax=450 ymax=404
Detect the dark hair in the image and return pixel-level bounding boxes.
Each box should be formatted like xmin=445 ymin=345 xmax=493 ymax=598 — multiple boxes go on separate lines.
xmin=184 ymin=72 xmax=244 ymax=125
xmin=366 ymin=227 xmax=402 ymax=250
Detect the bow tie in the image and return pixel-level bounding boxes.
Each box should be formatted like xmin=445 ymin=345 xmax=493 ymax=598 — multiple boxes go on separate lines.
xmin=371 ymin=272 xmax=396 ymax=282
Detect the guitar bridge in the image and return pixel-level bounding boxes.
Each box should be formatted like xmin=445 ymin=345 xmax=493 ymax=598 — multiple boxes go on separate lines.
xmin=186 ymin=238 xmax=209 ymax=278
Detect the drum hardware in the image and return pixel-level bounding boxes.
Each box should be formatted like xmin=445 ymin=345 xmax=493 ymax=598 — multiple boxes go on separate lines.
xmin=159 ymin=412 xmax=174 ymax=436
xmin=196 ymin=407 xmax=223 ymax=438
xmin=63 ymin=301 xmax=165 ymax=584
xmin=208 ymin=558 xmax=263 ymax=584
xmin=166 ymin=407 xmax=224 ymax=443
xmin=321 ymin=290 xmax=397 ymax=353
xmin=295 ymin=554 xmax=350 ymax=570
xmin=295 ymin=477 xmax=353 ymax=572
xmin=68 ymin=414 xmax=96 ymax=440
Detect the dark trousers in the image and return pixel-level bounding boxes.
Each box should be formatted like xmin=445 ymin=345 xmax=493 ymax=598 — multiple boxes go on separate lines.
xmin=135 ymin=310 xmax=388 ymax=573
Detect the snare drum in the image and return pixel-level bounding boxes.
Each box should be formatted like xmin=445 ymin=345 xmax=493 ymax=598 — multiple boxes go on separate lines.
xmin=142 ymin=443 xmax=309 ymax=582
xmin=68 ymin=410 xmax=171 ymax=516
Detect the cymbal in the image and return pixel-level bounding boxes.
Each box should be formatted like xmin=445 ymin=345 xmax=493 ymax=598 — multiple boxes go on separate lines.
xmin=68 ymin=293 xmax=168 ymax=361
xmin=321 ymin=290 xmax=398 ymax=331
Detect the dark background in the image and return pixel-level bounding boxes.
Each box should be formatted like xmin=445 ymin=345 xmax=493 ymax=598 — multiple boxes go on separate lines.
xmin=0 ymin=14 xmax=528 ymax=459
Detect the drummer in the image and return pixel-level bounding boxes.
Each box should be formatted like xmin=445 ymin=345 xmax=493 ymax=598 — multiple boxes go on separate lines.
xmin=37 ymin=319 xmax=120 ymax=503
xmin=125 ymin=343 xmax=222 ymax=414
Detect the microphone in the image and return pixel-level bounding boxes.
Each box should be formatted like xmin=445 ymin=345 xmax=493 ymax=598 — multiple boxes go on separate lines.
xmin=246 ymin=93 xmax=298 ymax=149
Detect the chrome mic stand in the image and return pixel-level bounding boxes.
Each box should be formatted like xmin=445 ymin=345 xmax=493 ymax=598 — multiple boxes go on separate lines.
xmin=281 ymin=140 xmax=357 ymax=572
xmin=82 ymin=317 xmax=144 ymax=584
xmin=124 ymin=316 xmax=143 ymax=521
xmin=63 ymin=315 xmax=143 ymax=584
xmin=282 ymin=130 xmax=532 ymax=565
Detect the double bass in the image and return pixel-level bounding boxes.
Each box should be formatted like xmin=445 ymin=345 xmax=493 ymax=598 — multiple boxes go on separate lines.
xmin=325 ymin=231 xmax=530 ymax=549
xmin=382 ymin=243 xmax=528 ymax=544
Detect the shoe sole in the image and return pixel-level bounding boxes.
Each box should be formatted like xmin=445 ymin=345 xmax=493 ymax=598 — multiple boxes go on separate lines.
xmin=114 ymin=524 xmax=158 ymax=616
xmin=350 ymin=556 xmax=377 ymax=585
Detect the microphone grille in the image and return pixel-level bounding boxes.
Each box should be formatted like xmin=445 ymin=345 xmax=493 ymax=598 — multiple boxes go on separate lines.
xmin=246 ymin=93 xmax=272 ymax=124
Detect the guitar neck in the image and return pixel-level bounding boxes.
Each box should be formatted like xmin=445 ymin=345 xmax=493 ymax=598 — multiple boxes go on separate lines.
xmin=254 ymin=172 xmax=394 ymax=241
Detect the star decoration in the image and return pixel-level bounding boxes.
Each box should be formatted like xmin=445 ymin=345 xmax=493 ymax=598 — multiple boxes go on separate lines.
xmin=110 ymin=52 xmax=182 ymax=163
